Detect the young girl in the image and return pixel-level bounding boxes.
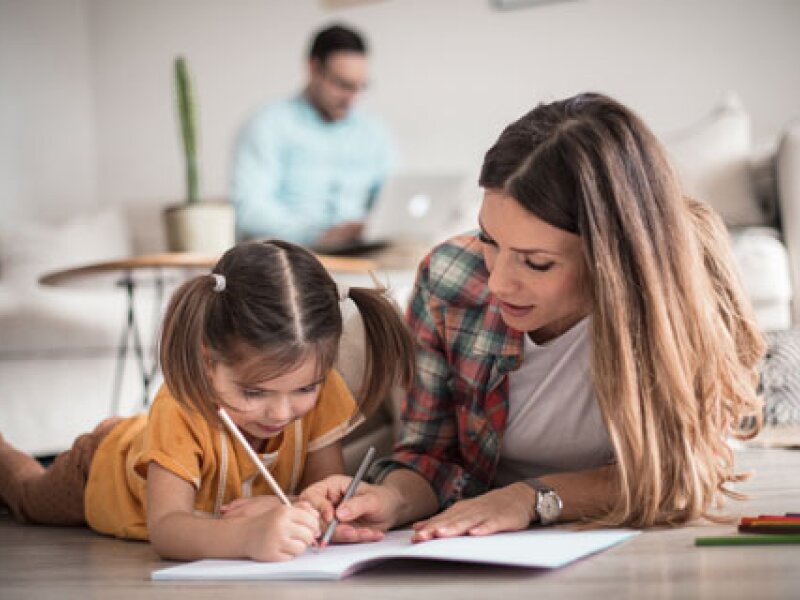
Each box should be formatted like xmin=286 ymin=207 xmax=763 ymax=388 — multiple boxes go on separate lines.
xmin=0 ymin=239 xmax=414 ymax=561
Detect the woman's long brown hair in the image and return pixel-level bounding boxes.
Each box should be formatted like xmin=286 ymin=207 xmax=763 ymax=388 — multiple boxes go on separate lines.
xmin=479 ymin=93 xmax=764 ymax=527
xmin=159 ymin=240 xmax=414 ymax=426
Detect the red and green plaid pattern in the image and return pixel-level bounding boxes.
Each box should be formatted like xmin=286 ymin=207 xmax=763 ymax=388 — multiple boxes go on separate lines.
xmin=371 ymin=234 xmax=523 ymax=508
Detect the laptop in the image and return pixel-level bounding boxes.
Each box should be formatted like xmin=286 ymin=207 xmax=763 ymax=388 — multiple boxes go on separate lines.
xmin=315 ymin=173 xmax=468 ymax=256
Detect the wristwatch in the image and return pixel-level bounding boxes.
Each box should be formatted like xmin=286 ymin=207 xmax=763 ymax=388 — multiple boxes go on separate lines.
xmin=523 ymin=478 xmax=563 ymax=525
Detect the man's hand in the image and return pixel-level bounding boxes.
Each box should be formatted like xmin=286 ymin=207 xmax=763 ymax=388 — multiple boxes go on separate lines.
xmin=314 ymin=221 xmax=364 ymax=250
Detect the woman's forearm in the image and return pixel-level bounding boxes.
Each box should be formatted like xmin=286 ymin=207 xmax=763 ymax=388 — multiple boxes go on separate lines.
xmin=382 ymin=468 xmax=440 ymax=528
xmin=539 ymin=464 xmax=618 ymax=522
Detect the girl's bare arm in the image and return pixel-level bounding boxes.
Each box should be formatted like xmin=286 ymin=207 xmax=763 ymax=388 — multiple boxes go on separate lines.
xmin=146 ymin=462 xmax=319 ymax=561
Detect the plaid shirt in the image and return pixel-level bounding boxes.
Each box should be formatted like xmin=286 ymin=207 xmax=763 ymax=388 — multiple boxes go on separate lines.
xmin=372 ymin=233 xmax=524 ymax=508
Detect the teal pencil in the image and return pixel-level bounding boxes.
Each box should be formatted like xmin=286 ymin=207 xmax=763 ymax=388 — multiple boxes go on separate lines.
xmin=695 ymin=534 xmax=800 ymax=546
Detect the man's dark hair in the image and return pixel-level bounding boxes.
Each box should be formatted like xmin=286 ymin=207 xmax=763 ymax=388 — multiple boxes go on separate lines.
xmin=309 ymin=24 xmax=367 ymax=64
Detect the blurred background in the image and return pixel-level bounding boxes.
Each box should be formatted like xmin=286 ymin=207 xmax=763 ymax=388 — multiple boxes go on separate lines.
xmin=2 ymin=0 xmax=799 ymax=240
xmin=3 ymin=0 xmax=800 ymax=459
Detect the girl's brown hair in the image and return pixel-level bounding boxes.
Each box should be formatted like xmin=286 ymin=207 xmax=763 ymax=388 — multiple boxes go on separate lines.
xmin=159 ymin=240 xmax=414 ymax=425
xmin=479 ymin=92 xmax=764 ymax=527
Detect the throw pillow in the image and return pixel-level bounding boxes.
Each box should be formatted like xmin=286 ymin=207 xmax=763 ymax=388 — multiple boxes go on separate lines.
xmin=664 ymin=92 xmax=764 ymax=227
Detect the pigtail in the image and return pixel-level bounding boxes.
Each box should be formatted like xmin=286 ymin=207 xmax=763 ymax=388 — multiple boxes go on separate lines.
xmin=346 ymin=286 xmax=415 ymax=420
xmin=158 ymin=275 xmax=220 ymax=424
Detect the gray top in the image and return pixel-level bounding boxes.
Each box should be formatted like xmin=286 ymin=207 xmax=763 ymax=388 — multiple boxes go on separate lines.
xmin=494 ymin=317 xmax=614 ymax=487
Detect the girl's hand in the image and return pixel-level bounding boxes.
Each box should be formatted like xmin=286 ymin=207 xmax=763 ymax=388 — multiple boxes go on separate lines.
xmin=300 ymin=475 xmax=392 ymax=543
xmin=244 ymin=501 xmax=321 ymax=562
xmin=411 ymin=483 xmax=536 ymax=542
xmin=220 ymin=495 xmax=283 ymax=519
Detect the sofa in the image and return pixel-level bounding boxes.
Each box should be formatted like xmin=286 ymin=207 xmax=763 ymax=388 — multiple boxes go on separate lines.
xmin=663 ymin=92 xmax=798 ymax=331
xmin=0 ymin=208 xmax=140 ymax=457
xmin=663 ymin=92 xmax=800 ymax=426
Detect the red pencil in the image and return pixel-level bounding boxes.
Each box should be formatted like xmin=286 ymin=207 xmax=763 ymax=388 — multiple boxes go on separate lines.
xmin=741 ymin=516 xmax=800 ymax=524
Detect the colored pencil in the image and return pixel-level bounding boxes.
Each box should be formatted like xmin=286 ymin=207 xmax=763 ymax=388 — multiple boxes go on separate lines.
xmin=741 ymin=517 xmax=800 ymax=525
xmin=695 ymin=534 xmax=800 ymax=546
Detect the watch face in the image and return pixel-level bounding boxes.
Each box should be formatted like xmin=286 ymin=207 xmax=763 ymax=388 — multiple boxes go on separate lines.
xmin=538 ymin=492 xmax=562 ymax=522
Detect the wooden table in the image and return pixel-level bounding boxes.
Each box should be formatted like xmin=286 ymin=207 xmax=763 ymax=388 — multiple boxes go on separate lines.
xmin=39 ymin=252 xmax=377 ymax=413
xmin=1 ymin=446 xmax=798 ymax=599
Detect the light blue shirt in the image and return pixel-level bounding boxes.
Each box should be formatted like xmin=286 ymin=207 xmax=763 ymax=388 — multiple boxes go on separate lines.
xmin=230 ymin=95 xmax=395 ymax=245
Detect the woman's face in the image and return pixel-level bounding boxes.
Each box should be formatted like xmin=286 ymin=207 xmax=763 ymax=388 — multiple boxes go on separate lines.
xmin=478 ymin=189 xmax=592 ymax=343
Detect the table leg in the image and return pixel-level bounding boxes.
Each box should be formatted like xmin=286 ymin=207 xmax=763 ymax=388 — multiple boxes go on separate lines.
xmin=110 ymin=277 xmax=135 ymax=415
xmin=110 ymin=274 xmax=163 ymax=414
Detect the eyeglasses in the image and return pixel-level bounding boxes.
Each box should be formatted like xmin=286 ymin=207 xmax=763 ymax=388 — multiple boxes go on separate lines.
xmin=321 ymin=67 xmax=369 ymax=95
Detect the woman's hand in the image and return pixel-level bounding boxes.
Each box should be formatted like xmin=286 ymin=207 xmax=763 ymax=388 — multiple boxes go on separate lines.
xmin=300 ymin=475 xmax=399 ymax=543
xmin=220 ymin=495 xmax=283 ymax=519
xmin=411 ymin=482 xmax=536 ymax=542
xmin=244 ymin=501 xmax=320 ymax=562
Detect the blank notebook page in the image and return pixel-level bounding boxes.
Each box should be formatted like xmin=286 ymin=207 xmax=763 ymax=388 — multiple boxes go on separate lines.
xmin=152 ymin=528 xmax=639 ymax=581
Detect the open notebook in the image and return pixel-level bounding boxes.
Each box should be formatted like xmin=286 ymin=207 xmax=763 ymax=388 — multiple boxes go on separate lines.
xmin=152 ymin=528 xmax=638 ymax=581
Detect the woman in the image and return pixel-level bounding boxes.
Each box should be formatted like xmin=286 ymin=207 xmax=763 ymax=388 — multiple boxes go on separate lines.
xmin=302 ymin=92 xmax=765 ymax=539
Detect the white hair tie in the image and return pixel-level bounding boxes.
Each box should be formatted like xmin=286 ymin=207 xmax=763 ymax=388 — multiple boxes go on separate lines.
xmin=337 ymin=283 xmax=350 ymax=302
xmin=211 ymin=273 xmax=226 ymax=293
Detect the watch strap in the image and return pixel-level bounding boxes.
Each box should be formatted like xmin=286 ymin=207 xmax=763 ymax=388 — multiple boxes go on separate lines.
xmin=524 ymin=477 xmax=554 ymax=494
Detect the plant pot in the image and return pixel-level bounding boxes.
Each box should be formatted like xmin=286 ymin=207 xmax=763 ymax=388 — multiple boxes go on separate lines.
xmin=163 ymin=200 xmax=235 ymax=255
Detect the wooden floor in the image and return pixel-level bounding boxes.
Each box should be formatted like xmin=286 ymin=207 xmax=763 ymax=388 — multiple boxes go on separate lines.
xmin=2 ymin=447 xmax=799 ymax=599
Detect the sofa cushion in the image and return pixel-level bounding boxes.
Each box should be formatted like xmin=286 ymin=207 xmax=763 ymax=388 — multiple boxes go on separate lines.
xmin=0 ymin=206 xmax=131 ymax=287
xmin=0 ymin=291 xmax=125 ymax=354
xmin=730 ymin=228 xmax=791 ymax=303
xmin=730 ymin=227 xmax=792 ymax=332
xmin=664 ymin=93 xmax=765 ymax=227
xmin=0 ymin=206 xmax=134 ymax=354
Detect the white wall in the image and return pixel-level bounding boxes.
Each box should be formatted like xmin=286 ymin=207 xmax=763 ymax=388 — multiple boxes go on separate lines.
xmin=0 ymin=0 xmax=97 ymax=219
xmin=3 ymin=0 xmax=800 ymax=247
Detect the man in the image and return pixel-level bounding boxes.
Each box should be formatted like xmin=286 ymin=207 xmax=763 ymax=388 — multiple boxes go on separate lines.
xmin=230 ymin=24 xmax=394 ymax=249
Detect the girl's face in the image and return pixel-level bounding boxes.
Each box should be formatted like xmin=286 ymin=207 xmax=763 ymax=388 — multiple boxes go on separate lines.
xmin=208 ymin=355 xmax=323 ymax=450
xmin=478 ymin=189 xmax=592 ymax=343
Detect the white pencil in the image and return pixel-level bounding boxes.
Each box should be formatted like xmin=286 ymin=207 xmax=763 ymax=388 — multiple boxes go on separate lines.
xmin=217 ymin=407 xmax=291 ymax=506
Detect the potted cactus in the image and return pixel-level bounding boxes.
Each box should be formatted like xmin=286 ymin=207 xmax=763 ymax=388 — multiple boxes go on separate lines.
xmin=163 ymin=56 xmax=234 ymax=254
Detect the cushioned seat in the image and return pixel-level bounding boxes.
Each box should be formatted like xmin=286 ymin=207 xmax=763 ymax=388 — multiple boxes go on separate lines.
xmin=664 ymin=92 xmax=797 ymax=331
